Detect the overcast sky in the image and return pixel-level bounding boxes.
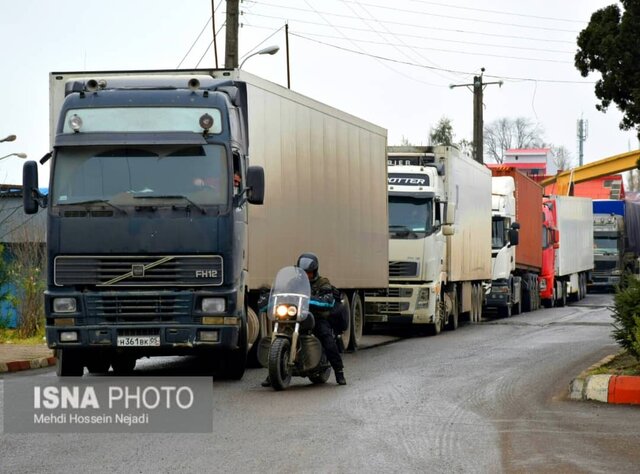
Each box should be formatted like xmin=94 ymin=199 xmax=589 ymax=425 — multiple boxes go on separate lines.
xmin=0 ymin=0 xmax=635 ymax=186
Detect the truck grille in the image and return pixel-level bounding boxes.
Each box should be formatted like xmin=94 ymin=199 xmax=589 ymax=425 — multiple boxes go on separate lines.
xmin=366 ymin=302 xmax=410 ymax=313
xmin=364 ymin=288 xmax=413 ymax=298
xmin=54 ymin=255 xmax=223 ymax=287
xmin=594 ymin=260 xmax=617 ymax=271
xmin=389 ymin=261 xmax=419 ymax=277
xmin=86 ymin=293 xmax=193 ymax=323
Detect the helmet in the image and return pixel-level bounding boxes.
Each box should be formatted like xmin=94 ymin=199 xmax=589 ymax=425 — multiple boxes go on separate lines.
xmin=297 ymin=252 xmax=319 ymax=278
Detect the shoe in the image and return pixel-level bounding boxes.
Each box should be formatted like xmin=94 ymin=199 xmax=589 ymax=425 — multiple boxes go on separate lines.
xmin=261 ymin=376 xmax=271 ymax=387
xmin=335 ymin=370 xmax=347 ymax=386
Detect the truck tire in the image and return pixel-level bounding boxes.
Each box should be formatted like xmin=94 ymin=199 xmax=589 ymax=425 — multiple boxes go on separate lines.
xmin=219 ymin=317 xmax=248 ymax=380
xmin=557 ymin=282 xmax=567 ymax=307
xmin=339 ymin=292 xmax=352 ymax=351
xmin=112 ymin=355 xmax=136 ymax=375
xmin=348 ymin=291 xmax=364 ymax=351
xmin=86 ymin=357 xmax=111 ymax=375
xmin=246 ymin=306 xmax=262 ymax=368
xmin=56 ymin=349 xmax=84 ymax=377
xmin=428 ymin=295 xmax=445 ymax=335
xmin=268 ymin=338 xmax=292 ymax=391
xmin=445 ymin=286 xmax=459 ymax=330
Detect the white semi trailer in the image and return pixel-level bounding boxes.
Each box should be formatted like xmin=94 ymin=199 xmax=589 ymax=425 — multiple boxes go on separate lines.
xmin=365 ymin=146 xmax=492 ymax=334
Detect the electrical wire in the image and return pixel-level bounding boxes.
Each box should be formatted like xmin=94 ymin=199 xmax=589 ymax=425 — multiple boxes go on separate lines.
xmin=195 ymin=22 xmax=226 ymax=68
xmin=177 ymin=0 xmax=225 ymax=69
xmin=245 ymin=11 xmax=576 ymax=45
xmin=246 ymin=0 xmax=580 ymax=34
xmin=240 ymin=24 xmax=285 ymax=59
xmin=289 ymin=32 xmax=596 ymax=84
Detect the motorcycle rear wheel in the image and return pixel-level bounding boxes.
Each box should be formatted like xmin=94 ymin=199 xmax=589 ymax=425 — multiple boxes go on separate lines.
xmin=268 ymin=338 xmax=292 ymax=391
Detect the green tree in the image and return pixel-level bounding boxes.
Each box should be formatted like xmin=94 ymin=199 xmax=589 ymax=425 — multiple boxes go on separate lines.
xmin=429 ymin=116 xmax=454 ymax=146
xmin=575 ymin=1 xmax=640 ymax=138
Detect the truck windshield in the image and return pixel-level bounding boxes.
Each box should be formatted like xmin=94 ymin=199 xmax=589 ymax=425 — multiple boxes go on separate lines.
xmin=594 ymin=237 xmax=619 ymax=254
xmin=492 ymin=217 xmax=509 ymax=249
xmin=388 ymin=197 xmax=433 ymax=239
xmin=52 ymin=144 xmax=228 ymax=207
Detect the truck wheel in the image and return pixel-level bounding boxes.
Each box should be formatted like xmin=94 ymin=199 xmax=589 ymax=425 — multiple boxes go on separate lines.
xmin=428 ymin=296 xmax=445 ymax=335
xmin=268 ymin=338 xmax=292 ymax=390
xmin=246 ymin=306 xmax=262 ymax=368
xmin=497 ymin=304 xmax=511 ymax=318
xmin=348 ymin=291 xmax=364 ymax=351
xmin=445 ymin=286 xmax=459 ymax=330
xmin=112 ymin=355 xmax=136 ymax=374
xmin=56 ymin=349 xmax=84 ymax=377
xmin=339 ymin=292 xmax=352 ymax=351
xmin=86 ymin=357 xmax=111 ymax=375
xmin=557 ymin=283 xmax=567 ymax=307
xmin=219 ymin=317 xmax=248 ymax=380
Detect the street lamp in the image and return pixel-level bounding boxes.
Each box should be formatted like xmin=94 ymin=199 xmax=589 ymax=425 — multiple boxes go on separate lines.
xmin=0 ymin=134 xmax=17 ymax=143
xmin=238 ymin=45 xmax=280 ymax=69
xmin=0 ymin=152 xmax=27 ymax=161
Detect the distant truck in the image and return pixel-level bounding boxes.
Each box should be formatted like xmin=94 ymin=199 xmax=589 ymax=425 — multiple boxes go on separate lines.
xmin=23 ymin=69 xmax=388 ymax=377
xmin=485 ymin=169 xmax=543 ymax=317
xmin=590 ymin=200 xmax=626 ymax=290
xmin=540 ymin=196 xmax=593 ymax=306
xmin=364 ymin=145 xmax=492 ymax=333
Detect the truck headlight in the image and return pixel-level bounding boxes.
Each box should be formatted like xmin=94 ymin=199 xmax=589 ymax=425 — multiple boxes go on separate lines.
xmin=416 ymin=288 xmax=429 ymax=309
xmin=612 ymin=269 xmax=622 ymax=276
xmin=53 ymin=298 xmax=77 ymax=313
xmin=202 ymin=298 xmax=225 ymax=313
xmin=539 ymin=279 xmax=547 ymax=291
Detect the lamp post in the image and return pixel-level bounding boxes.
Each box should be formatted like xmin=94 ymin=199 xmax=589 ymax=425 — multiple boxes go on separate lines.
xmin=0 ymin=152 xmax=27 ymax=161
xmin=238 ymin=45 xmax=280 ymax=70
xmin=0 ymin=134 xmax=17 ymax=143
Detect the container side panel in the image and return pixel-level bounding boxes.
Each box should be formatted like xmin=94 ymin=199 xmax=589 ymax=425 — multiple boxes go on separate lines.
xmin=555 ymin=196 xmax=594 ymax=275
xmin=513 ymin=171 xmax=543 ymax=270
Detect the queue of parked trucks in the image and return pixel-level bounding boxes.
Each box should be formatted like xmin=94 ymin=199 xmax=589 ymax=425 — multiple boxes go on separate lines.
xmin=21 ymin=69 xmax=640 ymax=378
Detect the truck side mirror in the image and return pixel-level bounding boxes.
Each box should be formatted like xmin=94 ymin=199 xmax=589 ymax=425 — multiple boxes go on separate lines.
xmin=246 ymin=166 xmax=265 ymax=205
xmin=509 ymin=228 xmax=519 ymax=246
xmin=23 ymin=161 xmax=40 ymax=214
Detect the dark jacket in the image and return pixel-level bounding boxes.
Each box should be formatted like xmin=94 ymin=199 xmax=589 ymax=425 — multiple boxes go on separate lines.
xmin=310 ymin=275 xmax=334 ymax=318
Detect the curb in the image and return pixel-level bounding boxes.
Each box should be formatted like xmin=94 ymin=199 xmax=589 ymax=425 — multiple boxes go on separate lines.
xmin=0 ymin=356 xmax=56 ymax=374
xmin=569 ymin=355 xmax=640 ymax=405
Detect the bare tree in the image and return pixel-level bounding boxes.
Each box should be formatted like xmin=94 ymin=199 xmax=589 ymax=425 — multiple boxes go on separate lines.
xmin=550 ymin=145 xmax=575 ymax=171
xmin=484 ymin=117 xmax=545 ymax=163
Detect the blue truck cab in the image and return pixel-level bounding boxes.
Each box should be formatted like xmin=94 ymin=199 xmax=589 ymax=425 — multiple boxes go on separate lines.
xmin=23 ymin=72 xmax=265 ymax=377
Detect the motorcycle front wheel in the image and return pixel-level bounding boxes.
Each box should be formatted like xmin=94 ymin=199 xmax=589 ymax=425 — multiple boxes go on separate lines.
xmin=268 ymin=338 xmax=292 ymax=391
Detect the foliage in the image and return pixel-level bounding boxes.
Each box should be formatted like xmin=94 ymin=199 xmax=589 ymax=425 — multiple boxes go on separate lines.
xmin=0 ymin=243 xmax=11 ymax=322
xmin=575 ymin=1 xmax=640 ymax=138
xmin=483 ymin=117 xmax=545 ymax=163
xmin=611 ymin=273 xmax=640 ymax=361
xmin=7 ymin=241 xmax=46 ymax=339
xmin=429 ymin=116 xmax=454 ymax=146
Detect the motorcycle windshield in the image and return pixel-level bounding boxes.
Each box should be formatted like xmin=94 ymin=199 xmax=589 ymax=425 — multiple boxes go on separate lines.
xmin=268 ymin=266 xmax=311 ymax=320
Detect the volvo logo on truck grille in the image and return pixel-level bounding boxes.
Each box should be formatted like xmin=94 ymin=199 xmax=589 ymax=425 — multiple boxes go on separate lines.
xmin=131 ymin=264 xmax=145 ymax=277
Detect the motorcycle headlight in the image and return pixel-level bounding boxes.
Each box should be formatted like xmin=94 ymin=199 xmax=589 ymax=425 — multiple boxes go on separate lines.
xmin=275 ymin=304 xmax=297 ymax=319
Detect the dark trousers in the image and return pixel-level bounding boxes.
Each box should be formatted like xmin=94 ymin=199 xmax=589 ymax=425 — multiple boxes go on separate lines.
xmin=313 ymin=318 xmax=344 ymax=371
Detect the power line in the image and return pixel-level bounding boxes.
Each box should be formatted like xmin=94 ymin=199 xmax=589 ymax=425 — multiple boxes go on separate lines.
xmin=246 ymin=0 xmax=580 ymax=34
xmin=350 ymin=0 xmax=587 ymax=24
xmin=288 ymin=32 xmax=596 ymax=84
xmin=245 ymin=11 xmax=576 ymax=45
xmin=259 ymin=23 xmax=575 ymax=56
xmin=240 ymin=24 xmax=285 ymax=59
xmin=177 ymin=0 xmax=225 ymax=69
xmin=195 ymin=22 xmax=226 ymax=68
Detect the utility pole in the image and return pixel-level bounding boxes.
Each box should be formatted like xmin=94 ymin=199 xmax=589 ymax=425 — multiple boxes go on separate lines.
xmin=211 ymin=0 xmax=219 ymax=68
xmin=577 ymin=116 xmax=588 ymax=166
xmin=225 ymin=0 xmax=240 ymax=69
xmin=450 ymin=68 xmax=502 ymax=164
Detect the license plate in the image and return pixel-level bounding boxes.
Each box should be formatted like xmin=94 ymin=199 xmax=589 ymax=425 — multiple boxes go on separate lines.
xmin=117 ymin=336 xmax=160 ymax=347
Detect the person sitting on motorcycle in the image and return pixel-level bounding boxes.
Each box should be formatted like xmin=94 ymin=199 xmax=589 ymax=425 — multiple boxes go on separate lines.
xmin=262 ymin=252 xmax=347 ymax=386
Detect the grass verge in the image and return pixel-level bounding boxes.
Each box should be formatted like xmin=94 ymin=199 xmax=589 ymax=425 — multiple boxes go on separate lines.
xmin=587 ymin=351 xmax=640 ymax=377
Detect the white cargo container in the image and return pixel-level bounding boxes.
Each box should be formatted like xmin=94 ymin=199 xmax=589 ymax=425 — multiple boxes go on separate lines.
xmin=554 ymin=196 xmax=594 ymax=277
xmin=365 ymin=145 xmax=492 ymax=333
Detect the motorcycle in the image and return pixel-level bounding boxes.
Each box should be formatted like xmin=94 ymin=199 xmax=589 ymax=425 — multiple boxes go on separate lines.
xmin=257 ymin=266 xmax=332 ymax=390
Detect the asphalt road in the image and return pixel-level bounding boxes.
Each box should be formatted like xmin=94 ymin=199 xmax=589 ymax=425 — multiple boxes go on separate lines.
xmin=1 ymin=293 xmax=639 ymax=473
